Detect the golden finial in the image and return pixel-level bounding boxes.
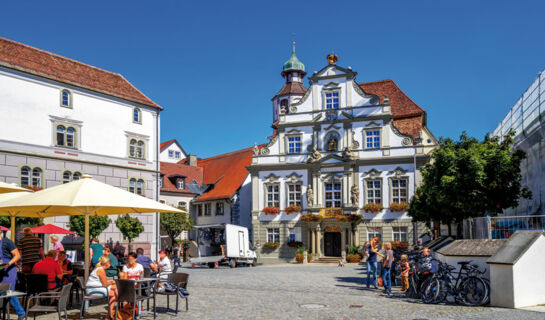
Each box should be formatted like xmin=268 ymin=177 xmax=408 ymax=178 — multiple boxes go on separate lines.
xmin=327 ymin=53 xmax=338 ymax=65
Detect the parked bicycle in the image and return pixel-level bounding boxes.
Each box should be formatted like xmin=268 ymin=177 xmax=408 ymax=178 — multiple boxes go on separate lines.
xmin=421 ymin=260 xmax=489 ymax=306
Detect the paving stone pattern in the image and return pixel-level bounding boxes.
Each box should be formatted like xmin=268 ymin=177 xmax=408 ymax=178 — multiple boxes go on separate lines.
xmin=36 ymin=264 xmax=543 ymax=319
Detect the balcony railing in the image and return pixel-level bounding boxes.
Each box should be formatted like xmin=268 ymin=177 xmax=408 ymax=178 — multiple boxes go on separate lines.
xmin=319 ymin=207 xmax=343 ymax=218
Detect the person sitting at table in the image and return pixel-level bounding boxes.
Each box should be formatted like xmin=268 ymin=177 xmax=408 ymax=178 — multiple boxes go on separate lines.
xmin=154 ymin=250 xmax=172 ymax=293
xmin=135 ymin=248 xmax=157 ymax=274
xmin=121 ymin=252 xmax=144 ymax=280
xmin=57 ymin=251 xmax=73 ymax=285
xmin=89 ymin=238 xmax=104 ymax=268
xmin=50 ymin=236 xmax=64 ymax=258
xmin=102 ymin=247 xmax=119 ymax=278
xmin=32 ymin=250 xmax=63 ymax=290
xmin=0 ymin=229 xmax=26 ymax=320
xmin=85 ymin=256 xmax=118 ymax=316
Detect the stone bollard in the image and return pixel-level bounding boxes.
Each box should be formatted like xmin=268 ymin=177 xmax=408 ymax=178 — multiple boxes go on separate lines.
xmin=342 ymin=251 xmax=346 ymax=263
xmin=303 ymin=251 xmax=308 ymax=264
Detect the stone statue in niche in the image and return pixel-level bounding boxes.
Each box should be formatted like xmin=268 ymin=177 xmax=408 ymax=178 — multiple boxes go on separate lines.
xmin=306 ymin=185 xmax=314 ymax=207
xmin=328 ymin=137 xmax=338 ymax=151
xmin=306 ymin=147 xmax=322 ymax=163
xmin=342 ymin=147 xmax=358 ymax=161
xmin=350 ymin=184 xmax=360 ymax=206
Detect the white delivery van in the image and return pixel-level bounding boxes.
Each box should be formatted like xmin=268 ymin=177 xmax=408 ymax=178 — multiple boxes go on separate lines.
xmin=189 ymin=224 xmax=257 ymax=268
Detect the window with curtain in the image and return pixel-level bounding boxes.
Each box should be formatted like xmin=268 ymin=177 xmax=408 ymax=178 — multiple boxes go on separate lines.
xmin=366 ymin=180 xmax=382 ymax=203
xmin=391 ymin=179 xmax=408 ymax=203
xmin=287 ymin=184 xmax=302 ymax=206
xmin=267 ymin=228 xmax=280 ymax=243
xmin=325 ymin=182 xmax=342 ymax=207
xmin=266 ymin=184 xmax=280 ymax=207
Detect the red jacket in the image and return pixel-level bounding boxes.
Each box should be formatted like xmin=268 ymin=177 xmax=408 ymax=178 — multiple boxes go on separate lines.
xmin=32 ymin=257 xmax=62 ymax=289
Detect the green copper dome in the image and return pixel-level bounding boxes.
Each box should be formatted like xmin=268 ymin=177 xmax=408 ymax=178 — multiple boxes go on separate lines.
xmin=283 ymin=43 xmax=305 ymax=73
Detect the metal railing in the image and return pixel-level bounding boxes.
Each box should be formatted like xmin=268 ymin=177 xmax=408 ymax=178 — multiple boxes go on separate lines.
xmin=463 ymin=215 xmax=545 ymax=239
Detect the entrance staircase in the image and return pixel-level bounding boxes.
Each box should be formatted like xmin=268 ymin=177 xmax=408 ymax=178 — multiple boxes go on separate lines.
xmin=311 ymin=256 xmax=341 ymax=264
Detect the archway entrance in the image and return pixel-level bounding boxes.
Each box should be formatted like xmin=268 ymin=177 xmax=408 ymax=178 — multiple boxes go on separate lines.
xmin=324 ymin=232 xmax=341 ymax=257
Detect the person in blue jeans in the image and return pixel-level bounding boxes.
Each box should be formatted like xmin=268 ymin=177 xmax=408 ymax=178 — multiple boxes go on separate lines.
xmin=365 ymin=237 xmax=384 ymax=289
xmin=382 ymin=242 xmax=394 ymax=294
xmin=0 ymin=232 xmax=26 ymax=320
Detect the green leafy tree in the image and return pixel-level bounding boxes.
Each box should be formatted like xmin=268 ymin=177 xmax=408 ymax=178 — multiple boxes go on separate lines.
xmin=160 ymin=207 xmax=193 ymax=246
xmin=409 ymin=130 xmax=531 ymax=236
xmin=69 ymin=215 xmax=111 ymax=239
xmin=115 ymin=214 xmax=144 ymax=253
xmin=0 ymin=217 xmax=42 ymax=229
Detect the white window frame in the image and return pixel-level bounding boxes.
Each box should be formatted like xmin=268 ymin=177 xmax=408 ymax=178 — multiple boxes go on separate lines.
xmin=267 ymin=228 xmax=280 ymax=243
xmin=32 ymin=168 xmax=42 ymax=188
xmin=129 ymin=178 xmax=145 ymax=195
xmin=365 ymin=129 xmax=381 ymax=149
xmin=390 ymin=178 xmax=408 ymax=203
xmin=175 ymin=151 xmax=181 ymax=159
xmin=367 ymin=227 xmax=383 ymax=241
xmin=168 ymin=150 xmax=174 ymax=158
xmin=216 ymin=202 xmax=224 ymax=216
xmin=324 ymin=182 xmax=342 ymax=208
xmin=204 ymin=203 xmax=211 ymax=216
xmin=133 ymin=108 xmax=142 ymax=124
xmin=176 ymin=178 xmax=185 ymax=190
xmin=287 ymin=183 xmax=302 ymax=206
xmin=324 ymin=90 xmax=340 ymax=110
xmin=265 ymin=183 xmax=280 ymax=207
xmin=20 ymin=166 xmax=31 ymax=187
xmin=55 ymin=125 xmax=77 ymax=149
xmin=365 ymin=179 xmax=382 ymax=204
xmin=129 ymin=138 xmax=146 ymax=160
xmin=287 ymin=135 xmax=302 ymax=154
xmin=393 ymin=226 xmax=409 ymax=242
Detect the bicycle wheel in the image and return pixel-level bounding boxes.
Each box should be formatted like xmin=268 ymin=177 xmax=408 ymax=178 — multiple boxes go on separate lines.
xmin=421 ymin=278 xmax=440 ymax=304
xmin=408 ymin=274 xmax=419 ymax=298
xmin=459 ymin=276 xmax=488 ymax=306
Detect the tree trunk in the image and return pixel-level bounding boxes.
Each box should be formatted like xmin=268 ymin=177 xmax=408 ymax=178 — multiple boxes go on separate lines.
xmin=447 ymin=223 xmax=452 ymax=236
xmin=128 ymin=239 xmax=132 ymax=254
xmin=433 ymin=220 xmax=441 ymax=239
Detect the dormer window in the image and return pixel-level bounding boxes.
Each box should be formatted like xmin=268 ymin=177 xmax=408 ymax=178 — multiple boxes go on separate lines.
xmin=168 ymin=150 xmax=174 ymax=158
xmin=133 ymin=108 xmax=142 ymax=124
xmin=176 ymin=178 xmax=185 ymax=190
xmin=60 ymin=89 xmax=72 ymax=108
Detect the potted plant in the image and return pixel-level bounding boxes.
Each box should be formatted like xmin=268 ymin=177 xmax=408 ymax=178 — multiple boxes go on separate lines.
xmin=389 ymin=201 xmax=409 ymax=212
xmin=391 ymin=241 xmax=409 ymax=252
xmin=295 ymin=247 xmax=307 ymax=263
xmin=334 ymin=214 xmax=363 ymax=224
xmin=262 ymin=206 xmax=280 ymax=215
xmin=263 ymin=241 xmax=280 ymax=249
xmin=300 ymin=214 xmax=323 ymax=223
xmin=346 ymin=253 xmax=362 ymax=263
xmin=284 ymin=204 xmax=302 ymax=214
xmin=362 ymin=202 xmax=383 ymax=213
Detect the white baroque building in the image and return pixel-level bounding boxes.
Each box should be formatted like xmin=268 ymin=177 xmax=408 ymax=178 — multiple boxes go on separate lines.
xmin=248 ymin=46 xmax=438 ymax=262
xmin=0 ymin=37 xmax=162 ymax=256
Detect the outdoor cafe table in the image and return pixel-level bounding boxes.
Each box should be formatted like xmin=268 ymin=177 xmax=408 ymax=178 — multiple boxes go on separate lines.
xmin=0 ymin=290 xmax=26 ymax=320
xmin=132 ymin=278 xmax=156 ymax=319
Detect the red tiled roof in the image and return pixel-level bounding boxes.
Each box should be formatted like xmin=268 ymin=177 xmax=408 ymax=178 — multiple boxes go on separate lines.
xmin=160 ymin=139 xmax=176 ymax=152
xmin=272 ymin=82 xmax=307 ymax=100
xmin=359 ymin=79 xmax=425 ymax=139
xmin=160 ymin=162 xmax=203 ymax=194
xmin=194 ymin=146 xmax=256 ymax=202
xmin=0 ymin=37 xmax=161 ymax=109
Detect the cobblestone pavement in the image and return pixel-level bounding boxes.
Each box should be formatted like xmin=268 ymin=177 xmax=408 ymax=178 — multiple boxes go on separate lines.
xmin=33 ymin=263 xmax=543 ymax=319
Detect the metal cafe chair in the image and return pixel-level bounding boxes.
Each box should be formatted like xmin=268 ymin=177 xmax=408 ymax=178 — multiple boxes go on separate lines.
xmin=26 ymin=283 xmax=72 ymax=320
xmin=115 ymin=279 xmax=154 ymax=320
xmin=154 ymin=273 xmax=189 ymax=315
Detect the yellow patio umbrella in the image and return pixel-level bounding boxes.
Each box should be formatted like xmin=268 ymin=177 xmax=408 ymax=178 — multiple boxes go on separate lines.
xmin=0 ymin=191 xmax=34 ymax=241
xmin=0 ymin=181 xmax=30 ymax=194
xmin=0 ymin=175 xmax=182 ymax=280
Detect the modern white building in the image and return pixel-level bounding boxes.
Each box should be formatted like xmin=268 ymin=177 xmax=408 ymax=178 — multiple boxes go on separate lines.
xmin=248 ymin=46 xmax=438 ymax=262
xmin=0 ymin=37 xmax=162 ymax=256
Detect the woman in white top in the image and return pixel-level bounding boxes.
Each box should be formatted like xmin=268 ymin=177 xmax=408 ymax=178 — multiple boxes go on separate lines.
xmin=85 ymin=256 xmax=118 ymax=315
xmin=121 ymin=252 xmax=144 ymax=279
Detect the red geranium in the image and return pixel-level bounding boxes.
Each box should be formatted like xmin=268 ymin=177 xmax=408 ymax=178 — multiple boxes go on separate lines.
xmin=262 ymin=206 xmax=280 ymax=215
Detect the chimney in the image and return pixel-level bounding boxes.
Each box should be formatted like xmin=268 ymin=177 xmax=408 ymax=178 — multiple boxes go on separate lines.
xmin=188 ymin=154 xmax=197 ymax=167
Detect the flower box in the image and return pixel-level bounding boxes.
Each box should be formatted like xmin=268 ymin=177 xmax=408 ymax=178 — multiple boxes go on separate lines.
xmin=263 ymin=241 xmax=280 ymax=249
xmin=362 ymin=202 xmax=383 ymax=213
xmin=389 ymin=202 xmax=409 ymax=212
xmin=284 ymin=205 xmax=302 ymax=214
xmin=391 ymin=241 xmax=409 ymax=252
xmin=334 ymin=214 xmax=363 ymax=224
xmin=300 ymin=214 xmax=323 ymax=223
xmin=346 ymin=253 xmax=361 ymax=263
xmin=262 ymin=206 xmax=280 ymax=215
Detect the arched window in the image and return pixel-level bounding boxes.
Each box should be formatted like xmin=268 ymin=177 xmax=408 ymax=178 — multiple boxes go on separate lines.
xmin=57 ymin=125 xmax=66 ymax=146
xmin=133 ymin=108 xmax=141 ymax=123
xmin=136 ymin=179 xmax=144 ymax=195
xmin=61 ymin=90 xmax=71 ymax=108
xmin=32 ymin=168 xmax=42 ymax=188
xmin=129 ymin=139 xmax=137 ymax=158
xmin=178 ymin=201 xmax=186 ymax=209
xmin=136 ymin=141 xmax=144 ymax=159
xmin=72 ymin=172 xmax=82 ymax=181
xmin=62 ymin=171 xmax=72 ymax=184
xmin=66 ymin=127 xmax=75 ymax=147
xmin=20 ymin=166 xmax=31 ymax=186
xmin=129 ymin=178 xmax=136 ymax=193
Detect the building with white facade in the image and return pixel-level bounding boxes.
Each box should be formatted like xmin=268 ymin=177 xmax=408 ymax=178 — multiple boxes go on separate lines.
xmin=248 ymin=46 xmax=438 ymax=262
xmin=492 ymin=69 xmax=545 ymax=216
xmin=0 ymin=37 xmax=162 ymax=255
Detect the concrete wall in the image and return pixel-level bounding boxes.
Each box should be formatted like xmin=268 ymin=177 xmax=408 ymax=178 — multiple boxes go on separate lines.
xmin=435 ymin=254 xmax=491 ymax=279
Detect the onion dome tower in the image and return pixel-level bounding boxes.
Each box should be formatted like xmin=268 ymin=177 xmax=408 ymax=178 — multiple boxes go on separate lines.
xmin=272 ymin=42 xmax=307 ymax=122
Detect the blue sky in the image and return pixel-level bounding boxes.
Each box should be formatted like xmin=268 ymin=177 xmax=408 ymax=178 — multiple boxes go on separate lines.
xmin=2 ymin=1 xmax=544 ymax=157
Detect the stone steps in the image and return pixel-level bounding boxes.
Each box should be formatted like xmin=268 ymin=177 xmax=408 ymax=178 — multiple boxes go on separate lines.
xmin=311 ymin=256 xmax=342 ymax=263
